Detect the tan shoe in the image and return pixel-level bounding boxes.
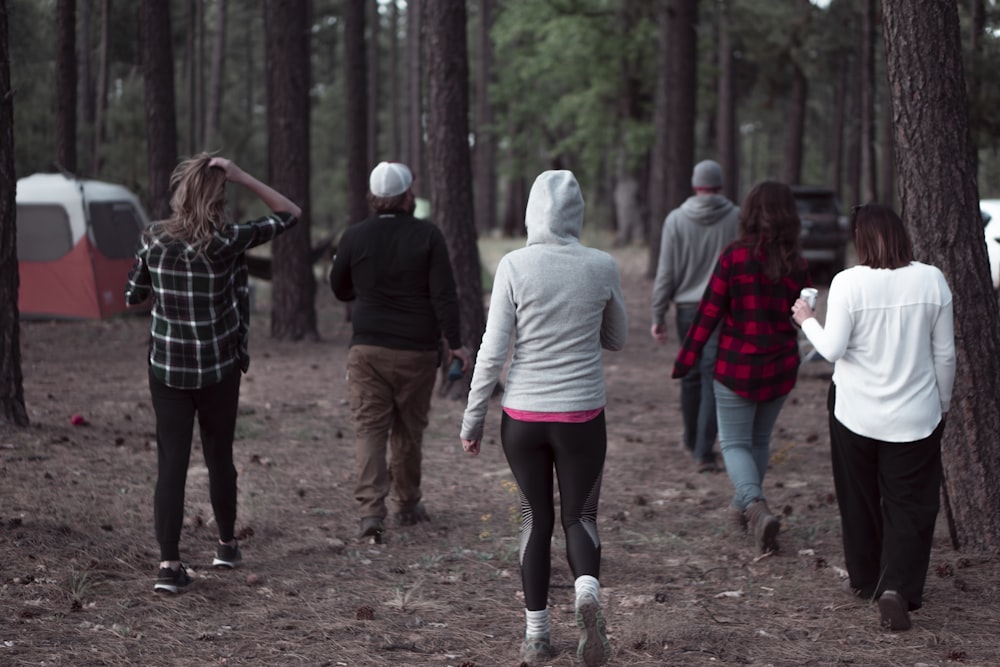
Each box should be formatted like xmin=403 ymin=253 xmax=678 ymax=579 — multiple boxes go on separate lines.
xmin=744 ymin=499 xmax=780 ymax=553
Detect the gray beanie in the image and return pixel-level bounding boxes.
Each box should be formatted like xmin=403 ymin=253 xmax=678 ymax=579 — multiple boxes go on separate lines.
xmin=691 ymin=160 xmax=724 ymax=189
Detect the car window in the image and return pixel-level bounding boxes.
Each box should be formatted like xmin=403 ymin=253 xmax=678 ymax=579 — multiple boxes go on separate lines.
xmin=795 ymin=197 xmax=837 ymax=215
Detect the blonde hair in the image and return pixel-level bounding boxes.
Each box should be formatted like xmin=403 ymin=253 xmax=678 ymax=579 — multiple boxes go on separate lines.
xmin=154 ymin=152 xmax=228 ymax=250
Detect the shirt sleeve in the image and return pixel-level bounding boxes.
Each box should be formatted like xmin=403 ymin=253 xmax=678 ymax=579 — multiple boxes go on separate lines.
xmin=329 ymin=228 xmax=355 ymax=301
xmin=801 ymin=273 xmax=853 ymax=362
xmin=124 ymin=238 xmax=152 ymax=305
xmin=672 ymin=252 xmax=729 ymax=378
xmin=460 ymin=258 xmax=515 ymax=441
xmin=931 ymin=273 xmax=956 ymax=412
xmin=602 ymin=261 xmax=628 ymax=351
xmin=427 ymin=227 xmax=462 ymax=349
xmin=215 ymin=212 xmax=299 ymax=258
xmin=650 ymin=215 xmax=676 ymax=326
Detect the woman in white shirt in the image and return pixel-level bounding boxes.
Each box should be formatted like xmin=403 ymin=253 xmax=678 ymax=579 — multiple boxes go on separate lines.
xmin=791 ymin=204 xmax=955 ymax=633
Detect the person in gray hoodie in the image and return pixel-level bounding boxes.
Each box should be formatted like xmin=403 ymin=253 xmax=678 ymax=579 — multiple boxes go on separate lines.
xmin=650 ymin=160 xmax=740 ymax=472
xmin=460 ymin=170 xmax=627 ymax=667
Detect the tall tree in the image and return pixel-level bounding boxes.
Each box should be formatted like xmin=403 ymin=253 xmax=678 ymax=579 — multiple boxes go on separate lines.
xmin=883 ymin=0 xmax=1000 ymax=551
xmin=716 ymin=0 xmax=738 ymax=203
xmin=78 ymin=0 xmax=94 ymax=172
xmin=203 ymin=0 xmax=227 ymax=150
xmin=424 ymin=0 xmax=485 ymax=387
xmin=344 ymin=0 xmax=369 ymax=225
xmin=859 ymin=0 xmax=877 ymax=202
xmin=0 ymin=0 xmax=28 ymax=428
xmin=474 ymin=0 xmax=497 ymax=234
xmin=55 ymin=0 xmax=77 ymax=173
xmin=367 ymin=0 xmax=379 ymax=168
xmin=264 ymin=0 xmax=316 ymax=341
xmin=91 ymin=0 xmax=109 ymax=175
xmin=387 ymin=0 xmax=401 ymax=158
xmin=406 ymin=0 xmax=423 ymax=195
xmin=141 ymin=0 xmax=179 ymax=220
xmin=647 ymin=1 xmax=671 ymax=275
xmin=779 ymin=61 xmax=807 ymax=185
xmin=664 ymin=0 xmax=698 ymax=259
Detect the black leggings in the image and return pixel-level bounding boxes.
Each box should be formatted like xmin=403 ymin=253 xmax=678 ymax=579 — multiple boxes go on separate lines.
xmin=149 ymin=367 xmax=242 ymax=561
xmin=500 ymin=411 xmax=606 ymax=611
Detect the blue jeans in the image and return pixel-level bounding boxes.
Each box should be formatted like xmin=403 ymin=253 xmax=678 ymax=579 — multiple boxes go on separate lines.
xmin=714 ymin=381 xmax=787 ymax=510
xmin=676 ymin=304 xmax=719 ymax=464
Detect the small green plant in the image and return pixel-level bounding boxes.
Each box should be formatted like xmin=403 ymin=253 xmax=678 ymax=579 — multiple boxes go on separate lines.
xmin=69 ymin=571 xmax=92 ymax=601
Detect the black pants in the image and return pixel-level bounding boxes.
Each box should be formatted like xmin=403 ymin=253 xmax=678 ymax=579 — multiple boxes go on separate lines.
xmin=500 ymin=411 xmax=606 ymax=611
xmin=149 ymin=367 xmax=242 ymax=561
xmin=827 ymin=383 xmax=943 ymax=609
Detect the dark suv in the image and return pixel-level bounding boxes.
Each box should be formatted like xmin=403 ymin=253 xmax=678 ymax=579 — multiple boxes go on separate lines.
xmin=793 ymin=186 xmax=851 ymax=282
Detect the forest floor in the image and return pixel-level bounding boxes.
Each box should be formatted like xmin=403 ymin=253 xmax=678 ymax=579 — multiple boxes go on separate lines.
xmin=2 ymin=243 xmax=998 ymax=667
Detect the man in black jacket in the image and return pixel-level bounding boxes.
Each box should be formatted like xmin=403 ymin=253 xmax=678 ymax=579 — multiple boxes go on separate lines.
xmin=330 ymin=161 xmax=469 ymax=541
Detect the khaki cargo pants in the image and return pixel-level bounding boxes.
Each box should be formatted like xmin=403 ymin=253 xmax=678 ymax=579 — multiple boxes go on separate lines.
xmin=347 ymin=344 xmax=438 ymax=520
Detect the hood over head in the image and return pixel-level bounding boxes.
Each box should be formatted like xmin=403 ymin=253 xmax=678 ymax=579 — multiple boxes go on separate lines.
xmin=525 ymin=170 xmax=583 ymax=245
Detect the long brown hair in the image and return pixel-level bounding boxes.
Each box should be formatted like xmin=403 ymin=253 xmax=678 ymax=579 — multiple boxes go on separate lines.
xmin=738 ymin=181 xmax=803 ymax=280
xmin=153 ymin=153 xmax=228 ymax=249
xmin=852 ymin=204 xmax=913 ymax=269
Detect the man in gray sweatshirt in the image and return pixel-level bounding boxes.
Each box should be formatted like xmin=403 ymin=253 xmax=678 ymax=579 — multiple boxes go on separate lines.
xmin=650 ymin=160 xmax=740 ymax=472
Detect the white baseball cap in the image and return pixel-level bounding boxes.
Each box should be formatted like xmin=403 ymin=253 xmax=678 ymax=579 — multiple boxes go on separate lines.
xmin=369 ymin=161 xmax=413 ymax=197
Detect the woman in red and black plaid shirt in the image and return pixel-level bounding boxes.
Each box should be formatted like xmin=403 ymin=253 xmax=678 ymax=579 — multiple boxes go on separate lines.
xmin=673 ymin=181 xmax=811 ymax=554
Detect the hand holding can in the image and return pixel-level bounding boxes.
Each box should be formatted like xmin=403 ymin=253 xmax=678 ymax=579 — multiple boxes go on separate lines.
xmin=800 ymin=287 xmax=818 ymax=309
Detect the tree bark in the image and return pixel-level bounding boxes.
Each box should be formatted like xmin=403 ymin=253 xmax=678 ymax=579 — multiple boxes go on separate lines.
xmin=55 ymin=0 xmax=77 ymax=173
xmin=859 ymin=0 xmax=877 ymax=202
xmin=264 ymin=0 xmax=317 ymax=341
xmin=968 ymin=0 xmax=985 ymax=171
xmin=91 ymin=0 xmax=109 ymax=175
xmin=0 ymin=0 xmax=29 ymax=427
xmin=141 ymin=0 xmax=179 ymax=221
xmin=406 ymin=0 xmax=423 ymax=195
xmin=388 ymin=0 xmax=401 ymax=158
xmin=474 ymin=0 xmax=496 ymax=234
xmin=716 ymin=0 xmax=738 ymax=203
xmin=647 ymin=1 xmax=670 ymax=277
xmin=367 ymin=0 xmax=379 ymax=168
xmin=831 ymin=51 xmax=847 ymax=198
xmin=204 ymin=0 xmax=227 ymax=150
xmin=883 ymin=0 xmax=1000 ymax=552
xmin=662 ymin=0 xmax=698 ymax=273
xmin=345 ymin=0 xmax=369 ymax=225
xmin=424 ymin=0 xmax=485 ymax=394
xmin=78 ymin=0 xmax=94 ymax=173
xmin=780 ymin=62 xmax=807 ymax=185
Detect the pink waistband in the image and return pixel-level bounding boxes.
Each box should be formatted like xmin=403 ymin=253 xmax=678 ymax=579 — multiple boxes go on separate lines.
xmin=502 ymin=406 xmax=604 ymax=423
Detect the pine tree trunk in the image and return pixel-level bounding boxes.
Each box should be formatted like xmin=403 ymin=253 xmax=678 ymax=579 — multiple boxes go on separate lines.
xmin=344 ymin=0 xmax=369 ymax=226
xmin=55 ymin=0 xmax=77 ymax=173
xmin=367 ymin=0 xmax=379 ymax=168
xmin=716 ymin=0 xmax=738 ymax=203
xmin=424 ymin=0 xmax=485 ymax=394
xmin=0 ymin=0 xmax=29 ymax=428
xmin=264 ymin=0 xmax=317 ymax=341
xmin=204 ymin=0 xmax=227 ymax=150
xmin=780 ymin=63 xmax=806 ymax=185
xmin=91 ymin=0 xmax=109 ymax=175
xmin=474 ymin=0 xmax=496 ymax=234
xmin=141 ymin=0 xmax=179 ymax=221
xmin=406 ymin=0 xmax=423 ymax=196
xmin=78 ymin=0 xmax=94 ymax=173
xmin=647 ymin=2 xmax=670 ymax=277
xmin=859 ymin=0 xmax=877 ymax=202
xmin=883 ymin=0 xmax=1000 ymax=552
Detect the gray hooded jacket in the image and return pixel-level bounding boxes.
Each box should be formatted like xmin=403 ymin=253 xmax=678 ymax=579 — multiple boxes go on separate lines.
xmin=460 ymin=170 xmax=628 ymax=441
xmin=650 ymin=193 xmax=740 ymax=325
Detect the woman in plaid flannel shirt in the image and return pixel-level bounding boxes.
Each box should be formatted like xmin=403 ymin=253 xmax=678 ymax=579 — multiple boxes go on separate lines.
xmin=126 ymin=154 xmax=300 ymax=593
xmin=673 ymin=181 xmax=810 ymax=554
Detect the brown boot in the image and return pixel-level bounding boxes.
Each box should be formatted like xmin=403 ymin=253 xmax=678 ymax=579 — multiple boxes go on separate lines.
xmin=728 ymin=504 xmax=748 ymax=534
xmin=744 ymin=499 xmax=780 ymax=553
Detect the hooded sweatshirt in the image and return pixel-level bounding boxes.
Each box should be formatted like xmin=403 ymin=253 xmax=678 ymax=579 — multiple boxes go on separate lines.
xmin=651 ymin=193 xmax=740 ymax=325
xmin=460 ymin=170 xmax=628 ymax=441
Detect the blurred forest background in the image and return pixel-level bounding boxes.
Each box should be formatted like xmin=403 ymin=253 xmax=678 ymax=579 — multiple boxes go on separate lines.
xmin=9 ymin=0 xmax=1000 ymax=246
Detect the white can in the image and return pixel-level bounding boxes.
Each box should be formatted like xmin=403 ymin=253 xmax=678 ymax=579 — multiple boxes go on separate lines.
xmin=800 ymin=287 xmax=818 ymax=309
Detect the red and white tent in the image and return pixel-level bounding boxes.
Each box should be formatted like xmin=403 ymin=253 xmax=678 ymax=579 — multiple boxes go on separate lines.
xmin=17 ymin=172 xmax=151 ymax=319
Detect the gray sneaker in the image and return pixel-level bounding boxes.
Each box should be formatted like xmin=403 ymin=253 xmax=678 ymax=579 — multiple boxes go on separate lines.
xmin=576 ymin=594 xmax=610 ymax=666
xmin=212 ymin=541 xmax=242 ymax=569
